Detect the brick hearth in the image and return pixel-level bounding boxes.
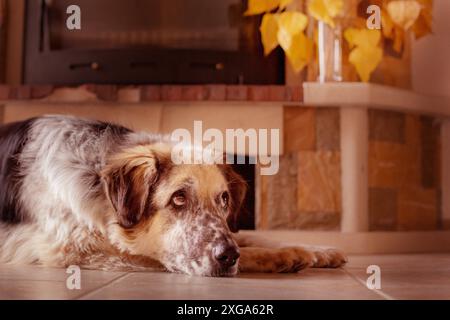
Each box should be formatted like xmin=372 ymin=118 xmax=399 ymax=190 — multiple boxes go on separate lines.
xmin=0 ymin=85 xmax=303 ymax=103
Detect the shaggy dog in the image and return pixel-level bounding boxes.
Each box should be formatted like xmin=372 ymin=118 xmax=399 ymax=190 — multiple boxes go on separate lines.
xmin=0 ymin=115 xmax=346 ymax=276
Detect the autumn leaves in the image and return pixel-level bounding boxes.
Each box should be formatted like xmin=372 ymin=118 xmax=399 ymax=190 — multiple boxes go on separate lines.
xmin=259 ymin=12 xmax=313 ymax=72
xmin=382 ymin=0 xmax=433 ymax=52
xmin=245 ymin=0 xmax=342 ymax=73
xmin=345 ymin=0 xmax=433 ymax=82
xmin=344 ymin=28 xmax=383 ymax=82
xmin=244 ymin=0 xmax=433 ymax=82
xmin=308 ymin=0 xmax=343 ymax=28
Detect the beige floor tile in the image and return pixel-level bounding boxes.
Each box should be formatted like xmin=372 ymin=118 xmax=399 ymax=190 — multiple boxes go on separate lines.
xmin=3 ymin=254 xmax=448 ymax=300
xmin=347 ymin=254 xmax=450 ymax=270
xmin=0 ymin=264 xmax=126 ymax=300
xmin=345 ymin=254 xmax=450 ymax=299
xmin=0 ymin=264 xmax=125 ymax=281
xmin=81 ymin=268 xmax=381 ymax=300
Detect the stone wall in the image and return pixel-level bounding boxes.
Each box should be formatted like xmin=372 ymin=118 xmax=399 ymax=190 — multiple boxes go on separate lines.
xmin=368 ymin=110 xmax=442 ymax=231
xmin=257 ymin=107 xmax=342 ymax=230
xmin=257 ymin=107 xmax=444 ymax=231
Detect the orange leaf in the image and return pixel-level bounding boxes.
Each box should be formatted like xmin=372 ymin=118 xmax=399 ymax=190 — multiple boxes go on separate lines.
xmin=245 ymin=0 xmax=280 ymax=16
xmin=260 ymin=14 xmax=280 ymax=56
xmin=387 ymin=0 xmax=421 ymax=30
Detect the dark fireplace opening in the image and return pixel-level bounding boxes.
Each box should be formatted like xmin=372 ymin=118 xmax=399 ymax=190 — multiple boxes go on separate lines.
xmin=231 ymin=156 xmax=255 ymax=230
xmin=23 ymin=0 xmax=284 ymax=85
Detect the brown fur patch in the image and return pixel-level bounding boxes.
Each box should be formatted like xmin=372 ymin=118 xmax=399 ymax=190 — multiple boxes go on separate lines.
xmin=102 ymin=145 xmax=165 ymax=228
xmin=219 ymin=164 xmax=248 ymax=232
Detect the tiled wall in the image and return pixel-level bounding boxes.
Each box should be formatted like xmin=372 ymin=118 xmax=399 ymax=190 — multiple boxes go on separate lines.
xmin=257 ymin=107 xmax=443 ymax=232
xmin=368 ymin=110 xmax=442 ymax=231
xmin=257 ymin=107 xmax=342 ymax=230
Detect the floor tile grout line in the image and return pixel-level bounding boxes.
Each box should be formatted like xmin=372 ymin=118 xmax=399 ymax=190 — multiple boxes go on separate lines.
xmin=0 ymin=278 xmax=67 ymax=283
xmin=341 ymin=268 xmax=395 ymax=300
xmin=73 ymin=272 xmax=132 ymax=300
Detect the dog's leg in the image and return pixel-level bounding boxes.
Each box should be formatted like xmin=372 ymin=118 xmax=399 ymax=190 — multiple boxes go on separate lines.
xmin=238 ymin=246 xmax=315 ymax=273
xmin=234 ymin=233 xmax=347 ymax=271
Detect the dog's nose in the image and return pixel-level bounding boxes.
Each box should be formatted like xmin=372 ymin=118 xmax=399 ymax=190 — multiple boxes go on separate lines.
xmin=214 ymin=245 xmax=240 ymax=268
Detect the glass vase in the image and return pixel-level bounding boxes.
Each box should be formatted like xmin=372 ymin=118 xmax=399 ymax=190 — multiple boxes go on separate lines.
xmin=317 ymin=20 xmax=343 ymax=83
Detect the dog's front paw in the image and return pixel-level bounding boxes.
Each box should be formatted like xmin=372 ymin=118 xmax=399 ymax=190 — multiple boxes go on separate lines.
xmin=274 ymin=247 xmax=316 ymax=272
xmin=311 ymin=248 xmax=347 ymax=268
xmin=239 ymin=247 xmax=315 ymax=273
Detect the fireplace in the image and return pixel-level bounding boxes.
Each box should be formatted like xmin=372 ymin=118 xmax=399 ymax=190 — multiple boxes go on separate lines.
xmin=231 ymin=159 xmax=255 ymax=230
xmin=23 ymin=0 xmax=284 ymax=85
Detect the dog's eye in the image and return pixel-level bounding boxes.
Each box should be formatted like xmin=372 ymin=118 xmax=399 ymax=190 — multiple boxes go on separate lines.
xmin=171 ymin=191 xmax=186 ymax=208
xmin=220 ymin=191 xmax=229 ymax=209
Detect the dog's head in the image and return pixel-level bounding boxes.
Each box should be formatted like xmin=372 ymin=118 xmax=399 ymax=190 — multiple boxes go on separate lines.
xmin=101 ymin=144 xmax=246 ymax=276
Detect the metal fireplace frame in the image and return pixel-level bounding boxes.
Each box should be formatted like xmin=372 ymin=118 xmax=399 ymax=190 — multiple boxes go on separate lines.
xmin=23 ymin=0 xmax=284 ymax=85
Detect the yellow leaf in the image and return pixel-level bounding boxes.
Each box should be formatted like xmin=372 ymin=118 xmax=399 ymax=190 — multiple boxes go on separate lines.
xmin=381 ymin=8 xmax=406 ymax=53
xmin=278 ymin=11 xmax=308 ymax=36
xmin=280 ymin=0 xmax=293 ymax=9
xmin=324 ymin=0 xmax=344 ymax=16
xmin=412 ymin=0 xmax=433 ymax=38
xmin=245 ymin=0 xmax=280 ymax=16
xmin=260 ymin=14 xmax=280 ymax=56
xmin=284 ymin=32 xmax=314 ymax=73
xmin=277 ymin=11 xmax=308 ymax=52
xmin=308 ymin=0 xmax=344 ymax=28
xmin=381 ymin=9 xmax=395 ymax=38
xmin=349 ymin=46 xmax=383 ymax=82
xmin=412 ymin=13 xmax=432 ymax=38
xmin=344 ymin=28 xmax=382 ymax=82
xmin=387 ymin=0 xmax=422 ymax=30
xmin=344 ymin=28 xmax=381 ymax=50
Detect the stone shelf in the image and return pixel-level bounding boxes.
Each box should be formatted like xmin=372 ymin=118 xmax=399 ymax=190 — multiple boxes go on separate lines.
xmin=303 ymin=82 xmax=450 ymax=117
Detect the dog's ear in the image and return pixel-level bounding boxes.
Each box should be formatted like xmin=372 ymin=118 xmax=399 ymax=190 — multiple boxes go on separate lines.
xmin=220 ymin=165 xmax=247 ymax=233
xmin=101 ymin=147 xmax=165 ymax=228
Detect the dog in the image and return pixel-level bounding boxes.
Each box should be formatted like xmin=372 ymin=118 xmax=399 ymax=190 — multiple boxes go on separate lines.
xmin=0 ymin=115 xmax=346 ymax=276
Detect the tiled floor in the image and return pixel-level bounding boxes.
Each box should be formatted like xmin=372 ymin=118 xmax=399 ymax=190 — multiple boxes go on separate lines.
xmin=1 ymin=254 xmax=449 ymax=300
